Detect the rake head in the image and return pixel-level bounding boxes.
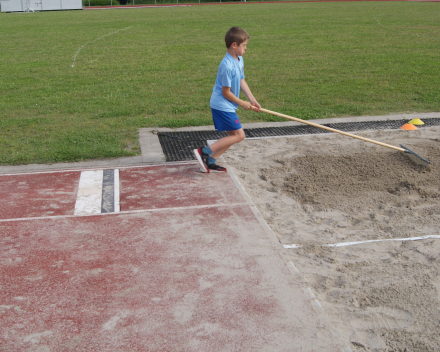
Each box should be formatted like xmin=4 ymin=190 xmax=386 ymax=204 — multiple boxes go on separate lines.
xmin=400 ymin=144 xmax=430 ymax=168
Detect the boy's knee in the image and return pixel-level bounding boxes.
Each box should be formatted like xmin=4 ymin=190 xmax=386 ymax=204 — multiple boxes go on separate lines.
xmin=229 ymin=129 xmax=245 ymax=144
xmin=236 ymin=130 xmax=245 ymax=142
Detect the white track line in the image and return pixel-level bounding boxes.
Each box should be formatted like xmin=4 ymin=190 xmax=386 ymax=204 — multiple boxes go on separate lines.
xmin=0 ymin=161 xmax=195 ymax=177
xmin=0 ymin=202 xmax=248 ymax=223
xmin=284 ymin=235 xmax=440 ymax=249
xmin=71 ymin=26 xmax=132 ymax=68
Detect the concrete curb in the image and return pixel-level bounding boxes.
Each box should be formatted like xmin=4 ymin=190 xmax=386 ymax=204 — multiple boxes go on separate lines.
xmin=1 ymin=112 xmax=438 ymax=174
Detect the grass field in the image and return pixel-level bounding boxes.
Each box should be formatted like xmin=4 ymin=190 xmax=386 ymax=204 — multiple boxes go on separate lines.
xmin=1 ymin=2 xmax=439 ymax=165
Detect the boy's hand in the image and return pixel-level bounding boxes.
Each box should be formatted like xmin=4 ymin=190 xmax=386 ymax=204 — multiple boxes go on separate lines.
xmin=241 ymin=101 xmax=255 ymax=111
xmin=240 ymin=100 xmax=261 ymax=112
xmin=250 ymin=99 xmax=261 ymax=112
xmin=223 ymin=85 xmax=261 ymax=111
xmin=247 ymin=101 xmax=261 ymax=112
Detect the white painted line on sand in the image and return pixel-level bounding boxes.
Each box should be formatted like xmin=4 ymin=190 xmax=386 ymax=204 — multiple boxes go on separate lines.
xmin=74 ymin=170 xmax=104 ymax=215
xmin=223 ymin=152 xmax=281 ymax=245
xmin=287 ymin=261 xmax=300 ymax=274
xmin=284 ymin=235 xmax=440 ymax=249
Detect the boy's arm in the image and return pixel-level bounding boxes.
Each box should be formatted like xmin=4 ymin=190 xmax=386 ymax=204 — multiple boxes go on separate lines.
xmin=221 ymin=79 xmax=261 ymax=111
xmin=240 ymin=79 xmax=261 ymax=111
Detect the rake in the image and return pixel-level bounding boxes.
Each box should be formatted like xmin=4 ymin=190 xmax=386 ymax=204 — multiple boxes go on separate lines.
xmin=254 ymin=107 xmax=430 ymax=167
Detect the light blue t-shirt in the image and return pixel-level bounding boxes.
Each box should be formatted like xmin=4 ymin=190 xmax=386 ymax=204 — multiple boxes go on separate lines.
xmin=210 ymin=53 xmax=245 ymax=113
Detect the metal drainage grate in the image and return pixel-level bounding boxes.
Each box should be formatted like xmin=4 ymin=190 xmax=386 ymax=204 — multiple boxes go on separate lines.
xmin=157 ymin=130 xmax=251 ymax=162
xmin=157 ymin=118 xmax=440 ymax=162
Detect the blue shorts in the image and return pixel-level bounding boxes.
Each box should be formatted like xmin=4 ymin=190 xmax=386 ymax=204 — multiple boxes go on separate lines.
xmin=211 ymin=108 xmax=242 ymax=132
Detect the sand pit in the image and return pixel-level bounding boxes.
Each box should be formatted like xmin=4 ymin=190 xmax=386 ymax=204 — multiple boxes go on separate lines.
xmin=223 ymin=125 xmax=440 ymax=351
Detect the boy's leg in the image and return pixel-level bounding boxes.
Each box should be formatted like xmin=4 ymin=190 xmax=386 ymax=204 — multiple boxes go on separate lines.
xmin=194 ymin=146 xmax=226 ymax=173
xmin=210 ymin=129 xmax=245 ymax=159
xmin=194 ymin=129 xmax=244 ymax=173
xmin=193 ymin=148 xmax=210 ymax=173
xmin=193 ymin=109 xmax=245 ymax=172
xmin=193 ymin=129 xmax=244 ymax=173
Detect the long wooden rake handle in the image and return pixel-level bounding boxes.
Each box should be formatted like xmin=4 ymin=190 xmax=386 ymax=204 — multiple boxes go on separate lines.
xmin=257 ymin=107 xmax=405 ymax=152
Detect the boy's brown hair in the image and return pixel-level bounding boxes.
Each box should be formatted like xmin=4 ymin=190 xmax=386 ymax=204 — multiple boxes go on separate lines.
xmin=225 ymin=27 xmax=249 ymax=48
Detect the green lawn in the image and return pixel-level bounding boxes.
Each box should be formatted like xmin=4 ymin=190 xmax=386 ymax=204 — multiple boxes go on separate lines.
xmin=0 ymin=2 xmax=439 ymax=165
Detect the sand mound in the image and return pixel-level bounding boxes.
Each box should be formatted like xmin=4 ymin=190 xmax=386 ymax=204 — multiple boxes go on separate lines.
xmin=224 ymin=126 xmax=440 ymax=351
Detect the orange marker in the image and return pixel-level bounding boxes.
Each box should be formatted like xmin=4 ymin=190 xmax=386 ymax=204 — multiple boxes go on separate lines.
xmin=401 ymin=123 xmax=417 ymax=130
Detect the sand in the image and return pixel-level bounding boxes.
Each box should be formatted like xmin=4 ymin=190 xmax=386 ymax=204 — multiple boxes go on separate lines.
xmin=223 ymin=125 xmax=440 ymax=351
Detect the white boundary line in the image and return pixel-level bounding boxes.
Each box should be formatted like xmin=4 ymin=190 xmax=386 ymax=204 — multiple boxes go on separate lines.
xmin=71 ymin=26 xmax=132 ymax=68
xmin=207 ymin=140 xmax=281 ymax=245
xmin=0 ymin=202 xmax=248 ymax=223
xmin=284 ymin=235 xmax=440 ymax=249
xmin=0 ymin=161 xmax=195 ymax=177
xmin=222 ymin=154 xmax=280 ymax=245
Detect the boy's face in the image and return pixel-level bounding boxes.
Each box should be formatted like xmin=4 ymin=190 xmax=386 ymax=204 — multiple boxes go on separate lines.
xmin=232 ymin=39 xmax=248 ymax=57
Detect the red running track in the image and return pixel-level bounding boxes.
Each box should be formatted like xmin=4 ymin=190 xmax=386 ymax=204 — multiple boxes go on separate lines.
xmin=0 ymin=163 xmax=347 ymax=351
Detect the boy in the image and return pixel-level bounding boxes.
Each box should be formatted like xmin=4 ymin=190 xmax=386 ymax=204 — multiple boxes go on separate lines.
xmin=193 ymin=26 xmax=260 ymax=173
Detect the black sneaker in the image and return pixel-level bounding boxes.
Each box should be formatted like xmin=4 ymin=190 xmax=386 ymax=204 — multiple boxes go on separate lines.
xmin=193 ymin=148 xmax=210 ymax=173
xmin=207 ymin=163 xmax=227 ymax=172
